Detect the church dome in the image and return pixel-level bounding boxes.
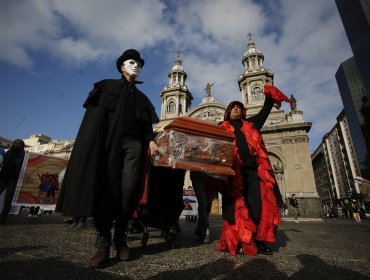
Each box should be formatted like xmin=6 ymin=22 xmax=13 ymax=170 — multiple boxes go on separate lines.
xmin=172 ymin=64 xmax=184 ymax=71
xmin=243 ymin=39 xmax=262 ymax=57
xmin=172 ymin=57 xmax=184 ymax=71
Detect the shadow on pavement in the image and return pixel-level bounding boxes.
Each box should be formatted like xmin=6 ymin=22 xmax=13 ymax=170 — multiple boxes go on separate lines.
xmin=0 ymin=257 xmax=128 ymax=280
xmin=290 ymin=254 xmax=370 ymax=280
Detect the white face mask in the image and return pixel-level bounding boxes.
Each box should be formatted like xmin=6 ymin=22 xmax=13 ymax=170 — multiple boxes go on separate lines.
xmin=122 ymin=59 xmax=141 ymax=78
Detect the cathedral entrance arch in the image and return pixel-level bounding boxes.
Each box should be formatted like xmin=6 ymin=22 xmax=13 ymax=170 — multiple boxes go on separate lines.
xmin=268 ymin=151 xmax=287 ymax=200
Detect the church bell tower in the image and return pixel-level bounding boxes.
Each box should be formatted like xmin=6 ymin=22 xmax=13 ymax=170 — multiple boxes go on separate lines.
xmin=158 ymin=53 xmax=193 ymax=128
xmin=238 ymin=34 xmax=274 ymax=115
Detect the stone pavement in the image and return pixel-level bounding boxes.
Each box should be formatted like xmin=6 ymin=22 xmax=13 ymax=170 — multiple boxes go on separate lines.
xmin=0 ymin=213 xmax=369 ymax=280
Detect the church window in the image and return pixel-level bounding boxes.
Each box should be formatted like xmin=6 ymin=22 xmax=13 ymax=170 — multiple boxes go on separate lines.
xmin=167 ymin=101 xmax=176 ymax=113
xmin=252 ymin=87 xmax=263 ymax=100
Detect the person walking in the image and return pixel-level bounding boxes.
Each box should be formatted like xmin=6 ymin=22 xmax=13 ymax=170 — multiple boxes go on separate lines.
xmin=190 ymin=171 xmax=213 ymax=244
xmin=0 ymin=139 xmax=26 ymax=224
xmin=27 ymin=206 xmax=40 ymax=219
xmin=351 ymin=203 xmax=361 ymax=222
xmin=216 ymin=85 xmax=289 ymax=256
xmin=70 ymin=216 xmax=87 ymax=229
xmin=0 ymin=147 xmax=5 ymax=165
xmin=289 ymin=194 xmax=300 ymax=223
xmin=56 ymin=49 xmax=159 ymax=269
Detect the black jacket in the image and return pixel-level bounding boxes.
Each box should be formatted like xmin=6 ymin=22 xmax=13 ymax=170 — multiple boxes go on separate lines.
xmin=0 ymin=148 xmax=25 ymax=179
xmin=290 ymin=198 xmax=299 ymax=208
xmin=56 ymin=78 xmax=159 ymax=216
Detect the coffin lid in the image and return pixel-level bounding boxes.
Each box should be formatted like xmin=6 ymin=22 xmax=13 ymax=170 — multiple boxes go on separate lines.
xmin=163 ymin=117 xmax=235 ymax=142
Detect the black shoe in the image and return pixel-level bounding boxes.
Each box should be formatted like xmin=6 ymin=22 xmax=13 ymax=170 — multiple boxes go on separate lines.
xmin=174 ymin=222 xmax=182 ymax=233
xmin=0 ymin=215 xmax=7 ymax=225
xmin=194 ymin=230 xmax=206 ymax=243
xmin=237 ymin=246 xmax=244 ymax=255
xmin=88 ymin=248 xmax=110 ymax=268
xmin=203 ymin=234 xmax=211 ymax=244
xmin=116 ymin=245 xmax=130 ymax=261
xmin=256 ymin=241 xmax=273 ymax=255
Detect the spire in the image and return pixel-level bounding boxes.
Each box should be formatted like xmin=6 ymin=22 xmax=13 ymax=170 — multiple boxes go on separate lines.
xmin=167 ymin=51 xmax=187 ymax=87
xmin=238 ymin=35 xmax=274 ymax=111
xmin=242 ymin=33 xmax=264 ymax=72
xmin=158 ymin=52 xmax=193 ymax=123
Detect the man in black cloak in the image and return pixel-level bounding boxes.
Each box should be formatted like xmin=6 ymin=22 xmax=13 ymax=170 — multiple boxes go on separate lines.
xmin=56 ymin=49 xmax=159 ymax=268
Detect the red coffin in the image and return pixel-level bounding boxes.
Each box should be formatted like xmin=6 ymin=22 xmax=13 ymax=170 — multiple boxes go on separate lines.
xmin=153 ymin=117 xmax=235 ymax=175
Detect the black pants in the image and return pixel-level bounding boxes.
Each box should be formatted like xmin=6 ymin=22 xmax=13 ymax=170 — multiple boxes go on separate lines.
xmin=0 ymin=177 xmax=18 ymax=218
xmin=240 ymin=167 xmax=262 ymax=222
xmin=191 ymin=172 xmax=212 ymax=236
xmin=94 ymin=138 xmax=143 ymax=248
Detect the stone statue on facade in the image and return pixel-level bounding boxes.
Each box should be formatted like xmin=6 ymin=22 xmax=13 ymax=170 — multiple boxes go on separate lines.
xmin=204 ymin=82 xmax=214 ymax=97
xmin=290 ymin=94 xmax=297 ymax=111
xmin=273 ymin=161 xmax=284 ymax=174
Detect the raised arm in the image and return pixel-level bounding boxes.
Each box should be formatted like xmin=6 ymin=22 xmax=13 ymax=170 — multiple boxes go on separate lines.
xmin=247 ymin=85 xmax=290 ymax=130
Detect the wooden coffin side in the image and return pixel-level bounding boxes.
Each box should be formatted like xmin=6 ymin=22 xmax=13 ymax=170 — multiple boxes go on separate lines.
xmin=163 ymin=117 xmax=235 ymax=142
xmin=153 ymin=130 xmax=235 ymax=176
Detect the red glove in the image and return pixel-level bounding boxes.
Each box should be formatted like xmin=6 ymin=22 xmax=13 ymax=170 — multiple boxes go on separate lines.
xmin=264 ymin=85 xmax=290 ymax=107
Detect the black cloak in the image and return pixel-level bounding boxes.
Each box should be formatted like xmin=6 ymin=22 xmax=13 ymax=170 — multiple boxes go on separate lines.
xmin=56 ymin=78 xmax=159 ymax=217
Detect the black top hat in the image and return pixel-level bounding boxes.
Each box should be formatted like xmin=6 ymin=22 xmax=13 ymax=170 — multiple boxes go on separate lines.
xmin=116 ymin=49 xmax=145 ymax=73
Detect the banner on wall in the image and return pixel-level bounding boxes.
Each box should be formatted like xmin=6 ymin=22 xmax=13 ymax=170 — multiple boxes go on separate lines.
xmin=12 ymin=152 xmax=68 ymax=209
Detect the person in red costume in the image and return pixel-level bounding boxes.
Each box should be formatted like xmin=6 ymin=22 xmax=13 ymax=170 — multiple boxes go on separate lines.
xmin=216 ymin=85 xmax=290 ymax=256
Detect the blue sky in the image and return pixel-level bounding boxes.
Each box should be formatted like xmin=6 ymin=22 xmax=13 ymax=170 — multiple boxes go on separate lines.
xmin=0 ymin=0 xmax=352 ymax=152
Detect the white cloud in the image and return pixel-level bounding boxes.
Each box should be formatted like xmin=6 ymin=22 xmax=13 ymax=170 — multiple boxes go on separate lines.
xmin=0 ymin=0 xmax=59 ymax=68
xmin=50 ymin=37 xmax=105 ymax=66
xmin=0 ymin=0 xmax=353 ymax=149
xmin=0 ymin=0 xmax=172 ymax=68
xmin=50 ymin=0 xmax=172 ymax=48
xmin=191 ymin=0 xmax=265 ymax=44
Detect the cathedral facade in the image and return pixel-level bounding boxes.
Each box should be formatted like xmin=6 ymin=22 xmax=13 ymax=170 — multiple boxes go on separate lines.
xmin=156 ymin=38 xmax=321 ymax=217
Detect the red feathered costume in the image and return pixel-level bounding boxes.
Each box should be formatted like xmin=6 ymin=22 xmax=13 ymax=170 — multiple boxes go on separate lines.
xmin=216 ymin=85 xmax=290 ymax=256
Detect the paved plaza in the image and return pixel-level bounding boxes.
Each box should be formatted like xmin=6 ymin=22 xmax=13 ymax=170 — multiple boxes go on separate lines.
xmin=0 ymin=213 xmax=369 ymax=280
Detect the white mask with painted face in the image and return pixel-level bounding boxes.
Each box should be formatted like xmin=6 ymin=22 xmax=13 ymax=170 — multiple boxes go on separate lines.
xmin=122 ymin=59 xmax=141 ymax=78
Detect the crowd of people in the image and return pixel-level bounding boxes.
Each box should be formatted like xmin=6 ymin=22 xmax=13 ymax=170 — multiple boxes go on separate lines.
xmin=1 ymin=49 xmax=328 ymax=269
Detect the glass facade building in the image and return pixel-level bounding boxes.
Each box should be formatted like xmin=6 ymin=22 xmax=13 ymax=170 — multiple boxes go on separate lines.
xmin=335 ymin=0 xmax=370 ymax=179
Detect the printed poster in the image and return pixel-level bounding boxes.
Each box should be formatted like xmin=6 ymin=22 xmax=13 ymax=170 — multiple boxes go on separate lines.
xmin=181 ymin=188 xmax=198 ymax=217
xmin=13 ymin=152 xmax=68 ymax=207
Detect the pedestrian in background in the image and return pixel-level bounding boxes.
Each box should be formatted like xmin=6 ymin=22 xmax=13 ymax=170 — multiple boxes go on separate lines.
xmin=0 ymin=139 xmax=25 ymax=224
xmin=28 ymin=205 xmax=40 ymax=219
xmin=289 ymin=194 xmax=300 ymax=223
xmin=191 ymin=171 xmax=213 ymax=244
xmin=0 ymin=147 xmax=5 ymax=166
xmin=352 ymin=203 xmax=361 ymax=222
xmin=70 ymin=216 xmax=87 ymax=229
